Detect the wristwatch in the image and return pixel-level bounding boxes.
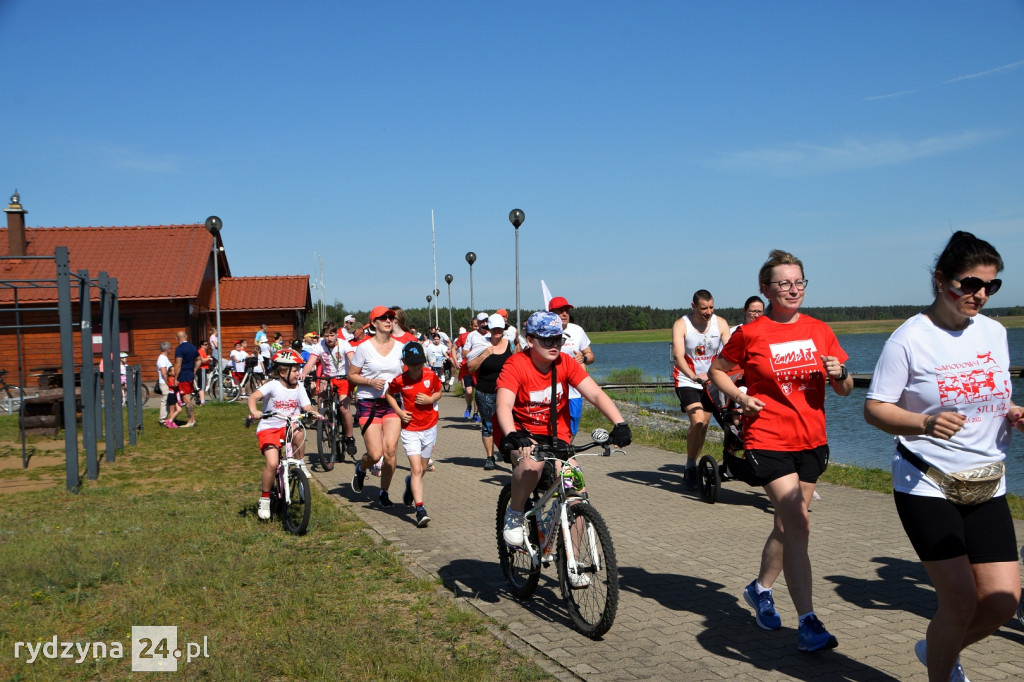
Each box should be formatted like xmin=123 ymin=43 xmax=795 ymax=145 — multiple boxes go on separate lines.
xmin=833 ymin=365 xmax=848 ymax=382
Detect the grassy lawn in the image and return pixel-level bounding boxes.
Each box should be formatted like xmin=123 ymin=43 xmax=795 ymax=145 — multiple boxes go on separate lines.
xmin=0 ymin=404 xmax=546 ymax=681
xmin=580 ymin=406 xmax=1024 ymax=519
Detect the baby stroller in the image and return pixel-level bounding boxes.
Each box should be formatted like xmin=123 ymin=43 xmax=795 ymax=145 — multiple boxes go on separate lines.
xmin=696 ymin=383 xmax=756 ymax=503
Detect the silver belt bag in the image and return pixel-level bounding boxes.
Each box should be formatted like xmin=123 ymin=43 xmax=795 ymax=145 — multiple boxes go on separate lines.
xmin=897 ymin=442 xmax=1004 ymax=505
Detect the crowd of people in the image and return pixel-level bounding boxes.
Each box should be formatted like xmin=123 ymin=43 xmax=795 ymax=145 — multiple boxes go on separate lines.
xmin=150 ymin=230 xmax=1021 ymax=678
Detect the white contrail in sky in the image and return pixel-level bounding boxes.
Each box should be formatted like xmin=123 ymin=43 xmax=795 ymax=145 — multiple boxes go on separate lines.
xmin=944 ymin=58 xmax=1024 ymax=84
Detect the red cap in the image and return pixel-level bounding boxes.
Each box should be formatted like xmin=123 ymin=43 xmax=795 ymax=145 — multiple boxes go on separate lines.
xmin=496 ymin=308 xmax=509 ymax=317
xmin=369 ymin=305 xmax=393 ymax=321
xmin=547 ymin=296 xmax=573 ymax=311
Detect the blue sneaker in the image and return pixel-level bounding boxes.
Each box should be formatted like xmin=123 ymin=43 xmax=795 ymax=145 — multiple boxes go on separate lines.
xmin=473 ymin=412 xmax=481 ymax=422
xmin=742 ymin=580 xmax=781 ymax=630
xmin=464 ymin=407 xmax=472 ymax=419
xmin=797 ymin=614 xmax=838 ymax=652
xmin=915 ymin=640 xmax=969 ymax=682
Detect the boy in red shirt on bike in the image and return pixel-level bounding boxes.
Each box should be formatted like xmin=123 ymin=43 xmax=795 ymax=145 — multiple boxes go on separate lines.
xmin=496 ymin=311 xmax=632 ymax=547
xmin=385 ymin=342 xmax=442 ymax=527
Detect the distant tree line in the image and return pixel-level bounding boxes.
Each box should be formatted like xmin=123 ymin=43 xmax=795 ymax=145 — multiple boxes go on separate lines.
xmin=310 ymin=301 xmax=1024 ymax=334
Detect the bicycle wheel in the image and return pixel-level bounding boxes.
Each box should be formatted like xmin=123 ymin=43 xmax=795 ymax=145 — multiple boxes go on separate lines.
xmin=281 ymin=466 xmax=312 ymax=535
xmin=0 ymin=386 xmax=24 ymax=413
xmin=316 ymin=406 xmax=336 ymax=472
xmin=557 ymin=501 xmax=619 ymax=639
xmin=223 ymin=375 xmax=241 ymax=402
xmin=698 ymin=454 xmax=721 ymax=503
xmin=442 ymin=368 xmax=452 ymax=392
xmin=140 ymin=383 xmax=150 ymax=403
xmin=496 ymin=483 xmax=540 ymax=598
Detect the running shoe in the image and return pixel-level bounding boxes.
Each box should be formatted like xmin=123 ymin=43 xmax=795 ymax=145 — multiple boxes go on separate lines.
xmin=684 ymin=466 xmax=698 ymax=490
xmin=165 ymin=420 xmax=179 ymax=429
xmin=502 ymin=510 xmax=526 ymax=547
xmin=415 ymin=506 xmax=431 ymax=528
xmin=797 ymin=615 xmax=838 ymax=653
xmin=378 ymin=490 xmax=394 ymax=508
xmin=352 ymin=463 xmax=365 ymax=493
xmin=464 ymin=407 xmax=472 ymax=419
xmin=370 ymin=461 xmax=382 ymax=477
xmin=257 ymin=497 xmax=271 ymax=520
xmin=915 ymin=639 xmax=970 ymax=682
xmin=483 ymin=456 xmax=495 ymax=471
xmin=180 ymin=422 xmax=196 ymax=429
xmin=344 ymin=436 xmax=357 ymax=456
xmin=403 ymin=475 xmax=413 ymax=506
xmin=473 ymin=412 xmax=481 ymax=422
xmin=568 ymin=568 xmax=591 ymax=589
xmin=742 ymin=580 xmax=782 ymax=630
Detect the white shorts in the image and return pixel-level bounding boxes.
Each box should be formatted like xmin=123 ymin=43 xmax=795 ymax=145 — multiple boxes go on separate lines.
xmin=401 ymin=425 xmax=437 ymax=460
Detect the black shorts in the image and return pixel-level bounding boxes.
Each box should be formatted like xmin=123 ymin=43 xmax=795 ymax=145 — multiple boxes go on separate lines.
xmin=675 ymin=386 xmax=713 ymax=413
xmin=745 ymin=445 xmax=829 ymax=486
xmin=894 ymin=492 xmax=1018 ymax=563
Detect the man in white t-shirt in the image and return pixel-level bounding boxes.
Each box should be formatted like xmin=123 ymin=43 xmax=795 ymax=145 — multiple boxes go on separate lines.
xmin=672 ymin=289 xmax=731 ymax=488
xmin=341 ymin=315 xmax=356 ymax=341
xmin=548 ymin=296 xmax=594 ymax=437
xmin=463 ymin=312 xmax=492 ymax=362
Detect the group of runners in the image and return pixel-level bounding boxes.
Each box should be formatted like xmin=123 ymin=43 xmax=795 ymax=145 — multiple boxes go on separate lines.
xmin=243 ymin=232 xmax=1022 ymax=678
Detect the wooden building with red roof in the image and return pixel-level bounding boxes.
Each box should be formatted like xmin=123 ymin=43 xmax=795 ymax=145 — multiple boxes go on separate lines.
xmin=1 ymin=193 xmax=311 ymax=384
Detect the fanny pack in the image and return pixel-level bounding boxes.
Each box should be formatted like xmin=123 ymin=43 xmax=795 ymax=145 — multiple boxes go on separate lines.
xmin=897 ymin=441 xmax=1004 ymax=505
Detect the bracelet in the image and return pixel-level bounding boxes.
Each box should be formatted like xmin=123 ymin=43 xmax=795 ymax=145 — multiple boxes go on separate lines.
xmin=921 ymin=415 xmax=930 ymax=435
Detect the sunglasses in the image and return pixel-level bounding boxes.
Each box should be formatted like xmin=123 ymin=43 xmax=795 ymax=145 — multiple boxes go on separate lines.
xmin=375 ymin=314 xmax=397 ymax=321
xmin=953 ymin=276 xmax=1001 ymax=296
xmin=534 ymin=336 xmax=564 ymax=349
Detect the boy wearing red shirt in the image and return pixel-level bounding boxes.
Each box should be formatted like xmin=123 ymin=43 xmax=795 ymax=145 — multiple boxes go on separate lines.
xmin=496 ymin=311 xmax=632 ymax=548
xmin=385 ymin=342 xmax=442 ymax=527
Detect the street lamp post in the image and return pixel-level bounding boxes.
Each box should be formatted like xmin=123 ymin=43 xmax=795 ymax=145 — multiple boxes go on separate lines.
xmin=465 ymin=252 xmax=476 ymax=318
xmin=205 ymin=216 xmax=224 ymax=401
xmin=508 ymin=209 xmax=525 ymax=333
xmin=444 ymin=273 xmax=453 ymax=341
xmin=426 ymin=295 xmax=432 ymax=333
xmin=433 ymin=288 xmax=440 ymax=328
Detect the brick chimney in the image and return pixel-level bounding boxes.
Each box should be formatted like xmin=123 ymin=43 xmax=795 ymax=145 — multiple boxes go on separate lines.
xmin=5 ymin=190 xmax=28 ymax=257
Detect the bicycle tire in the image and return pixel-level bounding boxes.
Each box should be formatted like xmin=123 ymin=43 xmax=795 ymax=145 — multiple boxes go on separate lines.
xmin=316 ymin=407 xmax=336 ymax=471
xmin=282 ymin=466 xmax=312 ymax=535
xmin=442 ymin=369 xmax=452 ymax=393
xmin=698 ymin=454 xmax=721 ymax=504
xmin=140 ymin=383 xmax=150 ymax=403
xmin=496 ymin=483 xmax=540 ymax=599
xmin=557 ymin=501 xmax=619 ymax=639
xmin=223 ymin=375 xmax=241 ymax=402
xmin=0 ymin=386 xmax=24 ymax=413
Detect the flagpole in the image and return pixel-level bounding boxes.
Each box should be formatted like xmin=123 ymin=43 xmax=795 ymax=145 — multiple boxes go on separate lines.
xmin=431 ymin=210 xmax=439 ymax=328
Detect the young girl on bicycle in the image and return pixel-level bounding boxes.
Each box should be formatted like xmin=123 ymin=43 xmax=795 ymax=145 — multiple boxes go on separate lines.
xmin=384 ymin=342 xmax=441 ymax=527
xmin=248 ymin=349 xmax=322 ymax=520
xmin=496 ymin=311 xmax=632 ymax=547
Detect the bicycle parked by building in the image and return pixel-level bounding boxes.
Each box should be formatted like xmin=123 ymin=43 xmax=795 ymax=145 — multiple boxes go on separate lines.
xmin=0 ymin=369 xmax=27 ymax=414
xmin=496 ymin=429 xmax=625 ymax=639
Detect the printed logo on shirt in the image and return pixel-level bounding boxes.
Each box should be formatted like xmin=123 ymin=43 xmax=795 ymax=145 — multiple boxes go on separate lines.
xmin=936 ymin=352 xmax=1011 ymax=407
xmin=768 ymin=338 xmax=819 ymax=376
xmin=527 ymin=384 xmax=564 ymax=417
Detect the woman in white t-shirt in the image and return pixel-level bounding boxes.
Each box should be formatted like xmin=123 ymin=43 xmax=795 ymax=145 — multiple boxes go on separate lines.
xmin=865 ymin=231 xmax=1022 ymax=681
xmin=348 ymin=305 xmax=406 ymax=507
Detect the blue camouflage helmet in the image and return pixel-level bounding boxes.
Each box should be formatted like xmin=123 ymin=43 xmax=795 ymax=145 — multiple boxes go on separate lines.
xmin=525 ymin=311 xmax=563 ymax=338
xmin=402 ymin=341 xmax=427 ymax=365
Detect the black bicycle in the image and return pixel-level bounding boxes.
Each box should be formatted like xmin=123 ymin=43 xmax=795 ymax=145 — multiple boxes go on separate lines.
xmin=315 ymin=376 xmax=356 ymax=471
xmin=0 ymin=369 xmax=27 ymax=414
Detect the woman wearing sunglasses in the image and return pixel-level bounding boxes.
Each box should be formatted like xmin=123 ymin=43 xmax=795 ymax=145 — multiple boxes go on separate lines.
xmin=864 ymin=231 xmax=1021 ymax=681
xmin=709 ymin=249 xmax=852 ymax=653
xmin=349 ymin=305 xmax=406 ymax=508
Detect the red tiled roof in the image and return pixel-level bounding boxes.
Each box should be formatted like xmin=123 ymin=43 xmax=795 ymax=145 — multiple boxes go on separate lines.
xmin=0 ymin=224 xmax=222 ymax=303
xmin=214 ymin=276 xmax=311 ymax=312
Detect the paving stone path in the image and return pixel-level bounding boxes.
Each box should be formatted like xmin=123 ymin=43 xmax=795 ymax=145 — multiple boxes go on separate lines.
xmin=311 ymin=395 xmax=1024 ymax=681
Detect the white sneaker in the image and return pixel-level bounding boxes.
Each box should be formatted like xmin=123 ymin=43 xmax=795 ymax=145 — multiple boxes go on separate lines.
xmin=257 ymin=497 xmax=271 ymax=520
xmin=370 ymin=461 xmax=382 ymax=477
xmin=915 ymin=639 xmax=970 ymax=682
xmin=568 ymin=569 xmax=592 ymax=589
xmin=502 ymin=510 xmax=526 ymax=547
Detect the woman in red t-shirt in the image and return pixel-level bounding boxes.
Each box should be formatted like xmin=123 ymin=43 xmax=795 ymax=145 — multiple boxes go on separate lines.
xmin=495 ymin=311 xmax=632 ymax=549
xmin=709 ymin=249 xmax=853 ymax=654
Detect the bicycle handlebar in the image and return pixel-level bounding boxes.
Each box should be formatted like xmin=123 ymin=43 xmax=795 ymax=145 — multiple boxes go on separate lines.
xmin=526 ymin=428 xmax=625 ymax=462
xmin=245 ymin=411 xmax=321 ymax=428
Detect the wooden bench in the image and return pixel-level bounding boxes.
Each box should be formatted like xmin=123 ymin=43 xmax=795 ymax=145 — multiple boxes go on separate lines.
xmin=20 ymin=395 xmax=65 ymax=436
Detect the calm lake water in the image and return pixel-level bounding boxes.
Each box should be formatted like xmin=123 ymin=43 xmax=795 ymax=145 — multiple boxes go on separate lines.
xmin=591 ymin=327 xmax=1024 ymax=496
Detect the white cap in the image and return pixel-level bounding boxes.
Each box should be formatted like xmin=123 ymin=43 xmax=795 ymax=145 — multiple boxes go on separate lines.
xmin=476 ymin=312 xmax=488 ymax=322
xmin=119 ymin=352 xmax=129 ymax=358
xmin=344 ymin=314 xmax=355 ymax=322
xmin=458 ymin=326 xmax=466 ymax=334
xmin=487 ymin=313 xmax=506 ymax=331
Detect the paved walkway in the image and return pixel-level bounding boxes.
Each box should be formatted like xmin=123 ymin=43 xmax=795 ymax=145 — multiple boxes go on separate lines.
xmin=311 ymin=395 xmax=1024 ymax=681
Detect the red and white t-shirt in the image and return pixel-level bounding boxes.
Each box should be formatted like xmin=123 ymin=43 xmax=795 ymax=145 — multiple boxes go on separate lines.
xmin=719 ymin=314 xmax=848 ymax=451
xmin=673 ymin=314 xmax=725 ymax=389
xmin=313 ymin=338 xmax=353 ymax=378
xmin=256 ymin=380 xmax=311 ymax=432
xmin=388 ymin=368 xmax=440 ymax=431
xmin=496 ymin=353 xmax=590 ymax=444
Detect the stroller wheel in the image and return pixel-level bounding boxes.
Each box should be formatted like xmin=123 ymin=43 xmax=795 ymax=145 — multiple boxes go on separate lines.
xmin=698 ymin=455 xmax=721 ymax=503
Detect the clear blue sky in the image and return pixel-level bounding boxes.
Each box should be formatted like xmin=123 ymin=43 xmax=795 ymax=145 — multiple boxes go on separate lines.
xmin=2 ymin=1 xmax=1022 ymax=319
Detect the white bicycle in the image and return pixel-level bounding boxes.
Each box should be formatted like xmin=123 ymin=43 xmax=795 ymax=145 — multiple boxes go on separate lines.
xmin=496 ymin=429 xmax=625 ymax=639
xmin=245 ymin=411 xmax=315 ymax=535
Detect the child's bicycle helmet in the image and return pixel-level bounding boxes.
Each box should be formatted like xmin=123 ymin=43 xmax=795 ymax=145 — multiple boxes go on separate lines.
xmin=272 ymin=348 xmax=303 ymax=366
